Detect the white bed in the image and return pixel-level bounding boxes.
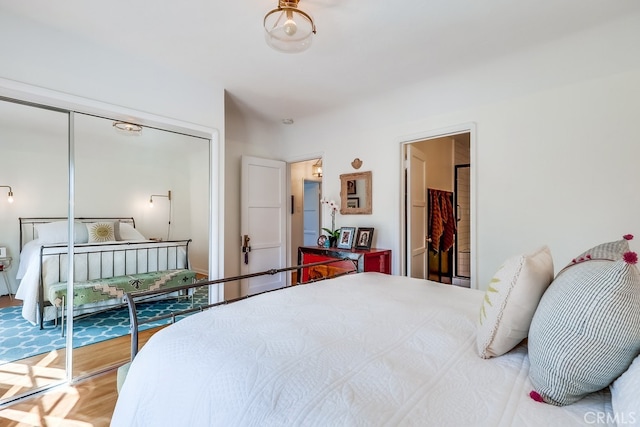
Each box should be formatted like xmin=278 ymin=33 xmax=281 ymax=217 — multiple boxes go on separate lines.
xmin=112 ymin=272 xmax=614 ymax=426
xmin=15 ymin=218 xmax=191 ymax=326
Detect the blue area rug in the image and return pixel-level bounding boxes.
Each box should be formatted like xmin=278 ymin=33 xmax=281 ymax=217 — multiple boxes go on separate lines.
xmin=0 ymin=289 xmax=208 ymax=364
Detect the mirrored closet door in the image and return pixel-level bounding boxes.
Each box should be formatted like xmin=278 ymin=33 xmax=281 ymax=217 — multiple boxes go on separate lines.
xmin=0 ymin=98 xmax=70 ymax=404
xmin=0 ymin=98 xmax=212 ymax=406
xmin=71 ymin=113 xmax=211 ymax=379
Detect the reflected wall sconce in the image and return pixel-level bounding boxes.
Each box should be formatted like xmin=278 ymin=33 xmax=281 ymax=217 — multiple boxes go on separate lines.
xmin=264 ymin=0 xmax=316 ymax=53
xmin=149 ymin=190 xmax=171 ymax=208
xmin=313 ymin=159 xmax=323 ymax=177
xmin=0 ymin=186 xmax=14 ymax=203
xmin=148 ymin=190 xmax=172 ymax=240
xmin=113 ymin=121 xmax=143 ymax=134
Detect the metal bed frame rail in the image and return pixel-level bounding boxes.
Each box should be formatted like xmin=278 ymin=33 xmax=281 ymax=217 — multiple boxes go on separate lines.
xmin=124 ymin=257 xmax=358 ymax=360
xmin=39 ymin=240 xmax=191 ymax=282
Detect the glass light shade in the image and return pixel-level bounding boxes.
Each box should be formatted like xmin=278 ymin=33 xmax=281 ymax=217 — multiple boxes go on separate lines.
xmin=313 ymin=159 xmax=323 ymax=177
xmin=264 ymin=3 xmax=315 ymax=53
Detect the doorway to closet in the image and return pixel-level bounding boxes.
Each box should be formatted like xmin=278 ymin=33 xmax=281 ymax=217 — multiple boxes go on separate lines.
xmin=403 ymin=128 xmax=474 ymax=288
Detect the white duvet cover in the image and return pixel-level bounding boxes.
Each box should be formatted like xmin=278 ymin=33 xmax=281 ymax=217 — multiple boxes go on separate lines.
xmin=112 ymin=272 xmax=613 ymax=427
xmin=15 ymin=239 xmax=188 ymax=324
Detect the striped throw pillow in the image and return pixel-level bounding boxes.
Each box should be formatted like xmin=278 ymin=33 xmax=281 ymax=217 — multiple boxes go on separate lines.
xmin=528 ymin=236 xmax=640 ymax=406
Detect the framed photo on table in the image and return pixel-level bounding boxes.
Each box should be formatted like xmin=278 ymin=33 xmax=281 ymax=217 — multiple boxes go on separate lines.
xmin=337 ymin=227 xmax=356 ymax=249
xmin=355 ymin=227 xmax=374 ymax=250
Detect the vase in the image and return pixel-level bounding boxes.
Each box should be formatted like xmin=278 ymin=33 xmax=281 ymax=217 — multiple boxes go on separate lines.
xmin=329 ymin=236 xmax=337 ymax=248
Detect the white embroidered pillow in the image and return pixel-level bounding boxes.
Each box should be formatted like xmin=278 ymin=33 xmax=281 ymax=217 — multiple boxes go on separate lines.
xmin=610 ymin=354 xmax=640 ymax=423
xmin=87 ymin=222 xmax=116 ymax=243
xmin=476 ymin=246 xmax=554 ymax=359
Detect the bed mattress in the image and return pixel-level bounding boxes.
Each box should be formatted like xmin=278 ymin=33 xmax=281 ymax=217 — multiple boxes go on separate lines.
xmin=112 ymin=272 xmax=613 ymax=426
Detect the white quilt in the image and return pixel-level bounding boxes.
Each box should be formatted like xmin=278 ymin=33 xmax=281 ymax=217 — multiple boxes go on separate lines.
xmin=112 ymin=272 xmax=613 ymax=427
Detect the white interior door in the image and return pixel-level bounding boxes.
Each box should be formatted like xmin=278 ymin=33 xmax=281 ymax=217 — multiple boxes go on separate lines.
xmin=407 ymin=144 xmax=428 ymax=278
xmin=240 ymin=155 xmax=287 ymax=295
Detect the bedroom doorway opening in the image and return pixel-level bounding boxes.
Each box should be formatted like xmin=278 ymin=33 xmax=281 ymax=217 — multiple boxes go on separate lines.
xmin=289 ymin=158 xmax=322 ymax=284
xmin=401 ymin=125 xmax=475 ymax=289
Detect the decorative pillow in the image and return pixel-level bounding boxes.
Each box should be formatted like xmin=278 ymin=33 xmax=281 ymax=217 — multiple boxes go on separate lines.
xmin=114 ymin=222 xmax=146 ymax=241
xmin=86 ymin=222 xmax=116 ymax=243
xmin=528 ymin=235 xmax=640 ymax=406
xmin=610 ymin=354 xmax=640 ymax=425
xmin=476 ymin=246 xmax=554 ymax=359
xmin=36 ymin=221 xmax=89 ymax=244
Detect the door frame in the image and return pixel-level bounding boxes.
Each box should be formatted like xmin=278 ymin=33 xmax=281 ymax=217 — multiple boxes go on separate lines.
xmin=399 ymin=123 xmax=478 ymax=289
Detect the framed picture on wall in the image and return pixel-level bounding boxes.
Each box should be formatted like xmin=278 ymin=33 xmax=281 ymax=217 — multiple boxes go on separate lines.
xmin=347 ymin=179 xmax=356 ymax=195
xmin=337 ymin=227 xmax=356 ymax=249
xmin=355 ymin=227 xmax=374 ymax=250
xmin=347 ymin=197 xmax=359 ymax=208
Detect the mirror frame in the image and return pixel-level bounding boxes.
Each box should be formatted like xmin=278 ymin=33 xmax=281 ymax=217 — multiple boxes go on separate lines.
xmin=340 ymin=171 xmax=372 ymax=215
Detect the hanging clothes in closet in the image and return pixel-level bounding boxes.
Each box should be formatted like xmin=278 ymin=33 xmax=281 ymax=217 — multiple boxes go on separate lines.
xmin=428 ymin=188 xmax=456 ymax=253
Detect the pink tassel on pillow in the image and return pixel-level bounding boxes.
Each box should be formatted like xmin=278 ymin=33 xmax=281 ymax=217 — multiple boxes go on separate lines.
xmin=623 ymin=251 xmax=638 ymax=265
xmin=623 ymin=234 xmax=634 ymax=240
xmin=529 ymin=390 xmax=545 ymax=403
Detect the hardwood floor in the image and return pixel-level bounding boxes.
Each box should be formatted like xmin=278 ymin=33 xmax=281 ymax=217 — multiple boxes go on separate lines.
xmin=0 ymin=294 xmax=21 ymax=308
xmin=0 ymin=273 xmax=207 ymax=425
xmin=0 ymin=326 xmax=163 ymax=426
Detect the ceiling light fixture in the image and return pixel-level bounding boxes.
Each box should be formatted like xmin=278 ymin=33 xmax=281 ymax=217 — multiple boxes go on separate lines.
xmin=313 ymin=159 xmax=323 ymax=177
xmin=264 ymin=0 xmax=316 ymax=54
xmin=113 ymin=121 xmax=143 ymax=133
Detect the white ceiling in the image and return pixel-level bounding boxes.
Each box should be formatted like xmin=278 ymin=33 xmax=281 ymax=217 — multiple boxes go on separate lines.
xmin=3 ymin=1 xmax=640 ymax=123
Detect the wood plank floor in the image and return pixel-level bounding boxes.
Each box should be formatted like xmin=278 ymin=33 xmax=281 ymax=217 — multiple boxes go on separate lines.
xmin=0 ymin=326 xmax=163 ymax=427
xmin=0 ymin=273 xmax=207 ymax=426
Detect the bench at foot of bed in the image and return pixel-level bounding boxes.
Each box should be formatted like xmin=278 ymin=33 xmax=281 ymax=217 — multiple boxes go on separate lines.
xmin=45 ymin=269 xmax=197 ymax=333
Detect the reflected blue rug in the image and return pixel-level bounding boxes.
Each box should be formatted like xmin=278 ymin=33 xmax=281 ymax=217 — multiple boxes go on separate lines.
xmin=0 ymin=289 xmax=208 ymax=364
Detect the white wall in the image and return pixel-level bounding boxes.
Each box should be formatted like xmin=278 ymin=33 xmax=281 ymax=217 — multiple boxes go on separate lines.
xmin=276 ymin=15 xmax=640 ymax=289
xmin=0 ymin=9 xmax=223 ymax=129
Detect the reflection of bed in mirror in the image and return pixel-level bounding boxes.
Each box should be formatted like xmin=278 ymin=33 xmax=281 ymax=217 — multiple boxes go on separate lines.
xmin=15 ymin=217 xmax=195 ymax=328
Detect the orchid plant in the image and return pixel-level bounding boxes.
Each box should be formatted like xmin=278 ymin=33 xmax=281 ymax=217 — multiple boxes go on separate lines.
xmin=321 ymin=198 xmax=340 ymax=241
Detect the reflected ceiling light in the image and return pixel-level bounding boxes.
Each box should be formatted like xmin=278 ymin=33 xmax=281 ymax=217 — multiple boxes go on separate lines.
xmin=0 ymin=186 xmax=13 ymax=203
xmin=113 ymin=121 xmax=143 ymax=133
xmin=264 ymin=0 xmax=316 ymax=53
